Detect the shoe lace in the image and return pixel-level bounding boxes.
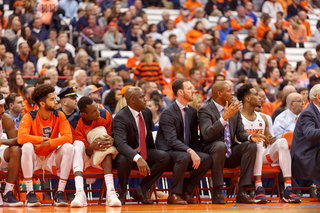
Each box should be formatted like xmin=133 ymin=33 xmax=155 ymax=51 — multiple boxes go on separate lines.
xmin=108 ymin=191 xmax=119 ymax=198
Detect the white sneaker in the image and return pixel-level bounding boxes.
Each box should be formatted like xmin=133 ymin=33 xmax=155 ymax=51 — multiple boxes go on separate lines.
xmin=71 ymin=191 xmax=87 ymax=208
xmin=106 ymin=191 xmax=121 ymax=207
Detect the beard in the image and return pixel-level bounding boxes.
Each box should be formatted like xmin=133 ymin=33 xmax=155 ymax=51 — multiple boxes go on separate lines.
xmin=45 ymin=105 xmax=57 ymax=111
xmin=183 ymin=92 xmax=193 ymax=102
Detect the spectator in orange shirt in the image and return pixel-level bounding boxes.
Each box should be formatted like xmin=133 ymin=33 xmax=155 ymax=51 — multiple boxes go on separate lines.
xmin=0 ymin=11 xmax=8 ymax=29
xmin=162 ymin=66 xmax=174 ymax=99
xmin=38 ymin=0 xmax=59 ymax=27
xmin=286 ymin=16 xmax=308 ymax=47
xmin=187 ymin=43 xmax=209 ymax=68
xmin=258 ymin=88 xmax=275 ymax=116
xmin=126 ymin=44 xmax=143 ymax=71
xmin=231 ymin=6 xmax=252 ymax=34
xmin=230 ymin=30 xmax=245 ymax=50
xmin=276 ymin=11 xmax=290 ymax=28
xmin=298 ymin=11 xmax=312 ymax=36
xmin=171 ymin=52 xmax=188 ymax=77
xmin=257 ymin=13 xmax=272 ymax=41
xmin=222 ymin=34 xmax=236 ymax=60
xmin=184 ymin=0 xmax=203 ymax=15
xmin=186 ymin=21 xmax=206 ymax=44
xmin=203 ymin=34 xmax=215 ymax=60
xmin=300 ymin=0 xmax=319 ymax=16
xmin=23 ymin=85 xmax=37 ymax=114
xmin=267 ymin=44 xmax=288 ymax=71
xmin=209 ymin=45 xmax=224 ymax=68
xmin=18 ymin=84 xmax=73 ymax=206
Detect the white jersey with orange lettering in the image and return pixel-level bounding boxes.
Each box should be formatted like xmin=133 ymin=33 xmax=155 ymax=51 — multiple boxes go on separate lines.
xmin=241 ymin=111 xmax=265 ymax=135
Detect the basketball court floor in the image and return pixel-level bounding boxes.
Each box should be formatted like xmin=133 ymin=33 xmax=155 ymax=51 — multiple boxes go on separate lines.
xmin=0 ymin=202 xmax=319 ymax=213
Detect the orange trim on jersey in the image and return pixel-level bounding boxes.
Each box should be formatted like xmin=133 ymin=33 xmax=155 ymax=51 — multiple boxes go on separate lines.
xmin=266 ymin=154 xmax=274 ymax=163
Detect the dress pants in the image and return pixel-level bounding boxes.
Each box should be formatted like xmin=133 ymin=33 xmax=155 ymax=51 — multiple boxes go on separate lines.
xmin=167 ymin=150 xmax=212 ymax=195
xmin=113 ymin=149 xmax=171 ymax=194
xmin=203 ymin=141 xmax=257 ymax=187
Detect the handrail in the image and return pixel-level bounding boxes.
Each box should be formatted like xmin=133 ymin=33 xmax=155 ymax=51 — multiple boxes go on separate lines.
xmin=78 ymin=32 xmax=98 ymax=60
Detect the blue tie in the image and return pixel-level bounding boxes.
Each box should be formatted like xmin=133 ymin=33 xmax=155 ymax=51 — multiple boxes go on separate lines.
xmin=184 ymin=107 xmax=189 ymax=147
xmin=222 ymin=108 xmax=232 ymax=158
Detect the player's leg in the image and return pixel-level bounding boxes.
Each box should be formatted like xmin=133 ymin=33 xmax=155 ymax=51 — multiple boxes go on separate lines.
xmin=252 ymin=142 xmax=267 ymax=204
xmin=263 ymin=139 xmax=300 ymax=203
xmin=54 ymin=143 xmax=74 ymax=206
xmin=21 ymin=143 xmax=40 ymax=207
xmin=71 ymin=140 xmax=87 ymax=208
xmin=2 ymin=146 xmax=23 ymax=207
xmin=101 ymin=154 xmax=121 ymax=207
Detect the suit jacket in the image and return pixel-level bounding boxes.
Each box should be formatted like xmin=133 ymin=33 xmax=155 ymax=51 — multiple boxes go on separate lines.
xmin=291 ymin=103 xmax=320 ymax=180
xmin=155 ymin=101 xmax=199 ymax=152
xmin=113 ymin=106 xmax=155 ymax=162
xmin=198 ymin=101 xmax=250 ymax=151
xmin=236 ymin=68 xmax=258 ymax=79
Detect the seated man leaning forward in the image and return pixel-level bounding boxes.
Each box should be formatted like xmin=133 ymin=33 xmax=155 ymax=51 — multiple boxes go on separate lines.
xmin=18 ymin=84 xmax=74 ymax=207
xmin=68 ymin=96 xmax=121 ymax=207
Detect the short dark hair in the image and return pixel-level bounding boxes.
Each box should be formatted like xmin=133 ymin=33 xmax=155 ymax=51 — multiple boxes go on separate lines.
xmin=252 ymin=42 xmax=261 ymax=48
xmin=5 ymin=93 xmax=21 ymax=108
xmin=172 ymin=78 xmax=190 ymax=97
xmin=236 ymin=83 xmax=254 ymax=103
xmin=282 ymin=62 xmax=290 ymax=70
xmin=298 ymin=87 xmax=308 ymax=93
xmin=23 ymin=85 xmax=34 ymax=95
xmin=78 ymin=96 xmax=94 ymax=113
xmin=169 ymin=34 xmax=176 ymax=39
xmin=32 ymin=84 xmax=55 ymax=106
xmin=316 ymin=44 xmax=320 ymax=52
xmin=216 ymin=57 xmax=224 ymax=64
xmin=37 ymin=76 xmax=51 ymax=85
xmin=257 ymin=77 xmax=265 ymax=84
xmin=189 ymin=68 xmax=199 ymax=76
xmin=232 ymin=48 xmax=241 ymax=55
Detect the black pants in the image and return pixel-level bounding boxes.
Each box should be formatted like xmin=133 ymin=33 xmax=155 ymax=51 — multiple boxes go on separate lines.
xmin=203 ymin=141 xmax=256 ymax=187
xmin=167 ymin=151 xmax=212 ymax=195
xmin=113 ymin=149 xmax=171 ymax=194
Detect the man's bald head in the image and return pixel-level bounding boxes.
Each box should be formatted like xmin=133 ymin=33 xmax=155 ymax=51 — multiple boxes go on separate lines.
xmin=283 ymin=85 xmax=296 ymax=95
xmin=212 ymin=81 xmax=228 ymax=99
xmin=287 ymin=93 xmax=304 ymax=115
xmin=124 ymin=86 xmax=146 ymax=112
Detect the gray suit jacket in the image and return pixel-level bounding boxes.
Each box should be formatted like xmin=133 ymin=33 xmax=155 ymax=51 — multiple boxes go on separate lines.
xmin=198 ymin=101 xmax=250 ymax=151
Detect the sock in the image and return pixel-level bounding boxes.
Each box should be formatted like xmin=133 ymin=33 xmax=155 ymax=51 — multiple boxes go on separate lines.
xmin=4 ymin=182 xmax=14 ymax=195
xmin=255 ymin=180 xmax=263 ymax=189
xmin=58 ymin=180 xmax=67 ymax=192
xmin=104 ymin=174 xmax=115 ymax=195
xmin=26 ymin=180 xmax=33 ymax=194
xmin=284 ymin=180 xmax=292 ymax=188
xmin=75 ymin=176 xmax=84 ymax=194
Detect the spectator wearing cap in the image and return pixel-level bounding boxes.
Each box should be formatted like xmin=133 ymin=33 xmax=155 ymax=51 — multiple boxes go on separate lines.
xmin=184 ymin=0 xmax=203 ymax=15
xmin=154 ymin=41 xmax=172 ymax=71
xmin=262 ymin=0 xmax=284 ymax=19
xmin=10 ymin=1 xmax=26 ymax=26
xmin=162 ymin=20 xmax=186 ymax=45
xmin=13 ymin=43 xmax=37 ymax=72
xmin=37 ymin=47 xmax=58 ymax=73
xmin=126 ymin=44 xmax=142 ymax=70
xmin=176 ymin=10 xmax=193 ymax=35
xmin=82 ymin=14 xmax=105 ymax=39
xmin=191 ymin=7 xmax=213 ymax=30
xmin=257 ymin=13 xmax=272 ymax=41
xmin=157 ymin=11 xmax=170 ymax=34
xmin=101 ymin=76 xmax=124 ymax=104
xmin=117 ymin=64 xmax=133 ymax=84
xmin=287 ymin=0 xmax=304 ymax=19
xmin=231 ymin=6 xmax=252 ymax=34
xmin=218 ymin=17 xmax=233 ymax=44
xmin=103 ymin=19 xmax=126 ymax=50
xmin=202 ymin=34 xmax=215 ymax=61
xmin=244 ymin=2 xmax=257 ymax=26
xmin=57 ymin=87 xmax=79 ymax=119
xmin=163 ymin=34 xmax=184 ymax=62
xmin=84 ymin=85 xmax=106 ymax=109
xmin=237 ymin=56 xmax=258 ymax=79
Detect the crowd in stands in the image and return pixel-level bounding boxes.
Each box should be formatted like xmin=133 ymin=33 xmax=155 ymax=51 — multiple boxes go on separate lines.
xmin=0 ymin=0 xmax=320 ymax=208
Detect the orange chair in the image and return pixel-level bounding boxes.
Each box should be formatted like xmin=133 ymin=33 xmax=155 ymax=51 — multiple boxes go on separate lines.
xmin=281 ymin=131 xmax=293 ymax=149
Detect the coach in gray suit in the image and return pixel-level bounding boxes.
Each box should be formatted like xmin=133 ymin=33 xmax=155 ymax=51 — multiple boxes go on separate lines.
xmin=198 ymin=81 xmax=265 ymax=204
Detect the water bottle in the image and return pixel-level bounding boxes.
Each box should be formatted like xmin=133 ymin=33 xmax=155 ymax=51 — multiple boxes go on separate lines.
xmin=283 ymin=32 xmax=289 ymax=43
xmin=222 ymin=182 xmax=227 ymax=198
xmin=310 ymin=183 xmax=317 ymax=198
xmin=34 ymin=179 xmax=41 ymax=190
xmin=299 ymin=36 xmax=304 ymax=48
xmin=19 ymin=180 xmax=26 ymax=191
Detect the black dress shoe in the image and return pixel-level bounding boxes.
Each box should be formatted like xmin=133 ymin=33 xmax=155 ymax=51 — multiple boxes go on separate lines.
xmin=182 ymin=191 xmax=198 ymax=204
xmin=167 ymin=194 xmax=187 ymax=205
xmin=212 ymin=192 xmax=226 ymax=204
xmin=118 ymin=193 xmax=126 ymax=205
xmin=236 ymin=192 xmax=254 ymax=204
xmin=132 ymin=186 xmax=153 ymax=204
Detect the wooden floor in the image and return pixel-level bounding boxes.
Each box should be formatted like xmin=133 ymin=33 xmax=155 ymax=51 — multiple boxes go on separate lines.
xmin=0 ymin=202 xmax=319 ymax=213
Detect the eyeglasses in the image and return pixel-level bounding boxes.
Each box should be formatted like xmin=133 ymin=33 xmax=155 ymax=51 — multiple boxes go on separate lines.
xmin=292 ymin=100 xmax=304 ymax=103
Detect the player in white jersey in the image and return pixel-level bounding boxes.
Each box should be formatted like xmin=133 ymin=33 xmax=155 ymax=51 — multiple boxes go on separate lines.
xmin=0 ymin=94 xmax=24 ymax=206
xmin=236 ymin=84 xmax=301 ymax=203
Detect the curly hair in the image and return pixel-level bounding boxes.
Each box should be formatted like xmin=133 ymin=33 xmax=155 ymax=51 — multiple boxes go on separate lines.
xmin=236 ymin=83 xmax=253 ymax=103
xmin=32 ymin=84 xmax=55 ymax=106
xmin=104 ymin=89 xmax=120 ymax=114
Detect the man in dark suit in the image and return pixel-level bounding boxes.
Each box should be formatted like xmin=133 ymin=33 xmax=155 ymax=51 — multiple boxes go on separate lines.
xmin=291 ymin=84 xmax=320 ymax=189
xmin=156 ymin=79 xmax=212 ymax=205
xmin=198 ymin=81 xmax=265 ymax=204
xmin=113 ymin=87 xmax=171 ymax=205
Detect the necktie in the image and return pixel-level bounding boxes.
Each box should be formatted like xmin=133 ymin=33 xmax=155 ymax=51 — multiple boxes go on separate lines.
xmin=13 ymin=119 xmax=16 ymax=128
xmin=138 ymin=113 xmax=147 ymax=160
xmin=222 ymin=108 xmax=232 ymax=158
xmin=184 ymin=107 xmax=189 ymax=147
